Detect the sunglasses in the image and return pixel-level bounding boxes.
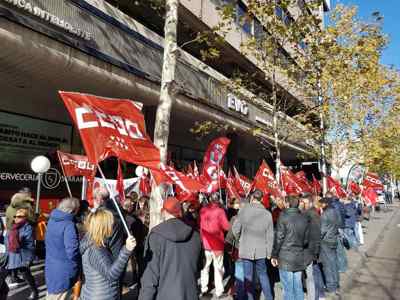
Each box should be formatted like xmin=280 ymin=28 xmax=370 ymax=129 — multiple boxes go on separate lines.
xmin=14 ymin=215 xmax=26 ymax=219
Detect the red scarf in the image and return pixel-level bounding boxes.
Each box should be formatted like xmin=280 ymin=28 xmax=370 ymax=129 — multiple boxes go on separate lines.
xmin=8 ymin=220 xmax=26 ymax=253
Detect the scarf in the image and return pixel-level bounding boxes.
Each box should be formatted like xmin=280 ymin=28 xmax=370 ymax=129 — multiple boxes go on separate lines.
xmin=7 ymin=220 xmax=26 ymax=253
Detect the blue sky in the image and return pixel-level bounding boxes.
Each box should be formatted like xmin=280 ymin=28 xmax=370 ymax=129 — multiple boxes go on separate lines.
xmin=330 ymin=0 xmax=400 ymax=69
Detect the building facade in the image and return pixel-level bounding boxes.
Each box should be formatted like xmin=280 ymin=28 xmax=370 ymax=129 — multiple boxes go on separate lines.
xmin=0 ymin=0 xmax=329 ymax=204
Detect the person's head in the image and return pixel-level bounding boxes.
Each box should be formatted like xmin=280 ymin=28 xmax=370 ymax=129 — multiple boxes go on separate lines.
xmin=85 ymin=208 xmax=114 ymax=247
xmin=57 ymin=197 xmax=80 ymax=215
xmin=123 ymin=199 xmax=134 ymax=213
xmin=161 ymin=197 xmax=182 ymax=220
xmin=300 ymin=193 xmax=313 ymax=211
xmin=128 ymin=191 xmax=139 ymax=203
xmin=14 ymin=208 xmax=28 ymax=224
xmin=210 ymin=192 xmax=220 ymax=203
xmin=231 ymin=197 xmax=240 ymax=210
xmin=10 ymin=192 xmax=34 ymax=207
xmin=286 ymin=196 xmax=300 ymax=209
xmin=251 ymin=190 xmax=263 ymax=203
xmin=93 ymin=186 xmax=109 ymax=208
xmin=325 ymin=192 xmax=334 ymax=198
xmin=319 ymin=197 xmax=331 ymax=209
xmin=18 ymin=187 xmax=32 ymax=198
xmin=138 ymin=196 xmax=149 ymax=209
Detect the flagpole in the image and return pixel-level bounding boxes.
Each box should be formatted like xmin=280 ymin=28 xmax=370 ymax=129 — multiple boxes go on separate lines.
xmin=217 ymin=165 xmax=223 ymax=204
xmin=97 ymin=163 xmax=132 ymax=237
xmin=81 ymin=176 xmax=87 ymax=201
xmin=57 ymin=152 xmax=73 ymax=198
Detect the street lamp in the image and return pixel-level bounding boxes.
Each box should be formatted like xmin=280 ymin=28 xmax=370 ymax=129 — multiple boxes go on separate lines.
xmin=31 ymin=155 xmax=51 ymax=214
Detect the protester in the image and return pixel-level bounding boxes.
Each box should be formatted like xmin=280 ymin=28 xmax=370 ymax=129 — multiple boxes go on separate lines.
xmin=300 ymin=194 xmax=324 ymax=300
xmin=6 ymin=208 xmax=38 ymax=299
xmin=225 ymin=199 xmax=245 ymax=299
xmin=139 ymin=197 xmax=202 ymax=300
xmin=199 ymin=192 xmax=230 ymax=298
xmin=232 ymin=189 xmax=274 ymax=300
xmin=271 ymin=196 xmax=309 ymax=300
xmin=45 ymin=197 xmax=80 ymax=300
xmin=92 ymin=186 xmax=126 ymax=260
xmin=272 ymin=196 xmax=286 ymax=225
xmin=343 ymin=197 xmax=360 ymax=249
xmin=80 ymin=209 xmax=136 ymax=300
xmin=319 ymin=197 xmax=342 ymax=297
xmin=5 ymin=192 xmax=36 ymax=230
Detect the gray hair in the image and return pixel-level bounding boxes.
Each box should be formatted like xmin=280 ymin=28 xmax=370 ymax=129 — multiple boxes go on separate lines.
xmin=93 ymin=187 xmax=109 ymax=200
xmin=58 ymin=197 xmax=80 ymax=214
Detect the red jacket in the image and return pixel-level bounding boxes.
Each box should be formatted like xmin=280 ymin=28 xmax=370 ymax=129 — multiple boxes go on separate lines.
xmin=200 ymin=203 xmax=230 ymax=251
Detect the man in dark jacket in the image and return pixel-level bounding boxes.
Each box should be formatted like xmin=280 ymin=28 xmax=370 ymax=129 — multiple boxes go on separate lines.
xmin=300 ymin=194 xmax=322 ymax=300
xmin=93 ymin=187 xmax=127 ymax=260
xmin=272 ymin=196 xmax=309 ymax=300
xmin=45 ymin=197 xmax=81 ymax=299
xmin=139 ymin=197 xmax=202 ymax=300
xmin=319 ymin=197 xmax=341 ymax=296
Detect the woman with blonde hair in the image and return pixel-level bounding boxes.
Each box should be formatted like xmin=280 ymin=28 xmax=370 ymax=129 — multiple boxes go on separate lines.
xmin=80 ymin=208 xmax=135 ymax=300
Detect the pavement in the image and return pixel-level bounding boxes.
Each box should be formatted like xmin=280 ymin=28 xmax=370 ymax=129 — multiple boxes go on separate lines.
xmin=6 ymin=202 xmax=400 ymax=300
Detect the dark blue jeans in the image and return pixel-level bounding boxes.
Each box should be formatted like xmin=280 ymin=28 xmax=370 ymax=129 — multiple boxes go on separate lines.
xmin=320 ymin=244 xmax=339 ymax=292
xmin=242 ymin=259 xmax=273 ymax=300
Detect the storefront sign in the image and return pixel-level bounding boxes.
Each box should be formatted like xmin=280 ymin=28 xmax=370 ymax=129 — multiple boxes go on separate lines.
xmin=227 ymin=94 xmax=249 ymax=116
xmin=0 ymin=111 xmax=72 ymax=159
xmin=3 ymin=0 xmax=92 ymax=40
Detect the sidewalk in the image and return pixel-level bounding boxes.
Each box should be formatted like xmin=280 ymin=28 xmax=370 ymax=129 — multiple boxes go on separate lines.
xmin=340 ymin=202 xmax=400 ymax=294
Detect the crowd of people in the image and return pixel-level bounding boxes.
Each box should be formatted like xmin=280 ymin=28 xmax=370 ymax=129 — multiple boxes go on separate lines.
xmin=0 ymin=183 xmax=376 ymax=300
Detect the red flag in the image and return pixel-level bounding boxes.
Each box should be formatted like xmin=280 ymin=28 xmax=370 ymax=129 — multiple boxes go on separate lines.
xmin=294 ymin=171 xmax=313 ymax=194
xmin=202 ymin=137 xmax=230 ymax=182
xmin=193 ymin=161 xmax=200 ymax=178
xmin=226 ymin=176 xmax=241 ymax=200
xmin=152 ymin=164 xmax=205 ymax=192
xmin=327 ymin=176 xmax=347 ymax=198
xmin=116 ymin=159 xmax=125 ymax=202
xmin=59 ymin=91 xmax=160 ymax=169
xmin=363 ymin=172 xmax=384 ymax=190
xmin=348 ymin=180 xmax=361 ymax=195
xmin=253 ymin=161 xmax=282 ymax=198
xmin=57 ymin=151 xmax=96 ymax=178
xmin=139 ymin=174 xmax=151 ymax=197
xmin=312 ymin=174 xmax=322 ymax=195
xmin=362 ymin=186 xmax=377 ymax=206
xmin=233 ymin=167 xmax=252 ymax=196
xmin=280 ymin=164 xmax=302 ymax=196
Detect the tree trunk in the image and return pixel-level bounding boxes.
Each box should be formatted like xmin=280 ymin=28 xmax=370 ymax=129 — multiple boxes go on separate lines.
xmin=150 ymin=0 xmax=179 ymax=229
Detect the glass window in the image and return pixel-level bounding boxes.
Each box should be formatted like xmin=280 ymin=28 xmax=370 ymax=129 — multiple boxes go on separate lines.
xmin=237 ymin=2 xmax=252 ymax=35
xmin=254 ymin=19 xmax=265 ymax=39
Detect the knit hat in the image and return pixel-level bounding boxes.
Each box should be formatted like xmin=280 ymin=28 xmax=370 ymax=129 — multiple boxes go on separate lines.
xmin=162 ymin=197 xmax=182 ymax=218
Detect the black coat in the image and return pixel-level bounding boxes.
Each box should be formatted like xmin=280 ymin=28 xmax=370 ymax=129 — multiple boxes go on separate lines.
xmin=103 ymin=200 xmax=127 ymax=260
xmin=321 ymin=205 xmax=341 ymax=248
xmin=139 ymin=218 xmax=202 ymax=300
xmin=272 ymin=208 xmax=309 ymax=272
xmin=303 ymin=208 xmax=321 ymax=266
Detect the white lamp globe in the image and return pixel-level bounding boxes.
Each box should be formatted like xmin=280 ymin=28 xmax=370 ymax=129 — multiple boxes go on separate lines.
xmin=31 ymin=156 xmax=51 ymax=174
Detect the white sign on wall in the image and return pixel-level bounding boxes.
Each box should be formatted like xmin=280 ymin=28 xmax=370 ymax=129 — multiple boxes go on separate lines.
xmin=227 ymin=94 xmax=249 ymax=116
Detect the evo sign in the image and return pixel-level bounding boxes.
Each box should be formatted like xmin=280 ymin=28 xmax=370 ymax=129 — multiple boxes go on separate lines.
xmin=227 ymin=94 xmax=249 ymax=116
xmin=3 ymin=0 xmax=92 ymax=40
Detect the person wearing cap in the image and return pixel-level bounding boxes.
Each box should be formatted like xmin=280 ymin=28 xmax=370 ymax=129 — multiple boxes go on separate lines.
xmin=199 ymin=192 xmax=231 ymax=298
xmin=319 ymin=197 xmax=342 ymax=297
xmin=6 ymin=192 xmax=36 ymax=230
xmin=139 ymin=197 xmax=201 ymax=300
xmin=232 ymin=189 xmax=274 ymax=300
